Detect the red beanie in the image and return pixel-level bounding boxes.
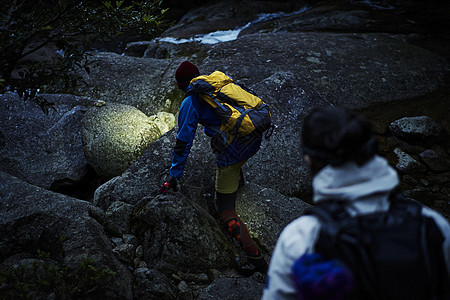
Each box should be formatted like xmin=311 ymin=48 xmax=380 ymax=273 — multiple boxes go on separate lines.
xmin=175 ymin=61 xmax=199 ymax=90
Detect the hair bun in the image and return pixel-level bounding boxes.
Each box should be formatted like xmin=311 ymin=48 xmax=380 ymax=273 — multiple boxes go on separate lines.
xmin=302 ymin=106 xmax=376 ymax=166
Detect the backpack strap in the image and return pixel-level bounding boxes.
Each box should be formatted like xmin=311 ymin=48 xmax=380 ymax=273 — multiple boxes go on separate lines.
xmin=230 ymin=108 xmax=252 ymax=135
xmin=306 ymin=200 xmax=351 ymax=223
xmin=388 ymin=194 xmax=439 ymax=293
xmin=304 ymin=201 xmax=356 ymax=259
xmin=388 ymin=193 xmax=423 ymax=217
xmin=305 ymin=201 xmax=380 ymax=300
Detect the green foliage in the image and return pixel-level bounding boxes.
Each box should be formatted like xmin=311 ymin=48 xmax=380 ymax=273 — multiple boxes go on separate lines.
xmin=0 ymin=250 xmax=116 ymax=299
xmin=0 ymin=0 xmax=169 ymax=109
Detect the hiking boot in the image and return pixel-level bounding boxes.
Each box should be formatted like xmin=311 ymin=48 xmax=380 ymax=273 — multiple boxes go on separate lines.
xmin=224 ymin=218 xmax=243 ymax=247
xmin=234 ymin=252 xmax=268 ymax=276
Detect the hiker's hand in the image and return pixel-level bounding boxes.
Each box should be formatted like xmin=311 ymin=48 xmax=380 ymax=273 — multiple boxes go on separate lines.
xmin=158 ymin=177 xmax=178 ymax=194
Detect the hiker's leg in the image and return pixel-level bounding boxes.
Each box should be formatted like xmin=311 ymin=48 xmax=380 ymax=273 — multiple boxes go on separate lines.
xmin=215 ymin=159 xmax=247 ymax=195
xmin=215 ymin=160 xmax=258 ymax=256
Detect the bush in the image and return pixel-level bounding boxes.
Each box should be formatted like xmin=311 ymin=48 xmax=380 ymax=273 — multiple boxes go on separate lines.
xmin=0 ymin=250 xmax=116 ymax=299
xmin=0 ymin=0 xmax=169 ymax=112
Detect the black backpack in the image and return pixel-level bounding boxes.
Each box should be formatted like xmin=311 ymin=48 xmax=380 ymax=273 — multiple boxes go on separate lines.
xmin=306 ymin=195 xmax=449 ymax=299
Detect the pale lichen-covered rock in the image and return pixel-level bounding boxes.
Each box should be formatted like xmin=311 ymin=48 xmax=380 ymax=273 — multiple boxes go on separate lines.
xmin=82 ymin=102 xmax=162 ymax=178
xmin=149 ymin=111 xmax=176 ymax=135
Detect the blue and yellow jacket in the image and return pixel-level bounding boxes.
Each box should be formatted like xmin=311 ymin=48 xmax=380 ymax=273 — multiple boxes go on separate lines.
xmin=169 ymin=85 xmax=262 ymax=180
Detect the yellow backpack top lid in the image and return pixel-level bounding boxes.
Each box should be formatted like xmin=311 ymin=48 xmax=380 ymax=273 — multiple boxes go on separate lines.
xmin=188 ymin=71 xmax=273 ymax=137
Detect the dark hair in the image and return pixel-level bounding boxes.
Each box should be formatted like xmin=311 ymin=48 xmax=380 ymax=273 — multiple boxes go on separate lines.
xmin=301 ymin=106 xmax=377 ymax=167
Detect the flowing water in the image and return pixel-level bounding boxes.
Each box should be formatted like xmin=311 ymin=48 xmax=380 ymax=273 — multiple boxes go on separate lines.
xmin=159 ymin=6 xmax=311 ymax=44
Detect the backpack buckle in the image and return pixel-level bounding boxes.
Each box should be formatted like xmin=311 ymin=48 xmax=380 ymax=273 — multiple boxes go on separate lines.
xmin=265 ymin=124 xmax=276 ymax=139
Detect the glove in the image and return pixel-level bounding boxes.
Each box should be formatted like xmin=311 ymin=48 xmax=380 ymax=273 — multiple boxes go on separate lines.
xmin=158 ymin=177 xmax=178 ymax=194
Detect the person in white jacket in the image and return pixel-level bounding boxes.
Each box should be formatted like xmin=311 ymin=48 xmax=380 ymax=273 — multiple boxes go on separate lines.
xmin=262 ymin=106 xmax=450 ymax=299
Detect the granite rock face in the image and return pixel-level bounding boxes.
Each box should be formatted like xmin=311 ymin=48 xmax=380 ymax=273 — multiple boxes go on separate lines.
xmin=81 ymin=102 xmax=162 ymax=178
xmin=1 ymin=0 xmax=449 ymax=298
xmin=0 ymin=171 xmax=133 ymax=299
xmin=0 ymin=93 xmax=93 ymax=190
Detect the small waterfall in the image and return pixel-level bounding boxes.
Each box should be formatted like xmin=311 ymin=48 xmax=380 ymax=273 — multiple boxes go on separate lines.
xmin=160 ymin=7 xmax=310 ymax=45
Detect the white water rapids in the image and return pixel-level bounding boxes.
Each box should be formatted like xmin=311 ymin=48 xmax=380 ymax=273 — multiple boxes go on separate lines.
xmin=159 ymin=7 xmax=310 ymax=45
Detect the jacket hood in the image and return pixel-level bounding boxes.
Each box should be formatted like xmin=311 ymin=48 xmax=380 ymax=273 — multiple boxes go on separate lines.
xmin=313 ymin=155 xmax=399 ymax=204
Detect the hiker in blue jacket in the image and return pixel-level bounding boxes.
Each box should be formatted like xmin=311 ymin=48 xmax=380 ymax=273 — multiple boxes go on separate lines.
xmin=158 ymin=61 xmax=267 ymax=275
xmin=263 ymin=106 xmax=450 ymax=299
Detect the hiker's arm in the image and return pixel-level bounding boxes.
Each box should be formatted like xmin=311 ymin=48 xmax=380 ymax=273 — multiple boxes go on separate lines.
xmin=262 ymin=215 xmax=321 ymax=299
xmin=169 ymin=97 xmax=199 ymax=180
xmin=422 ymin=206 xmax=450 ymax=276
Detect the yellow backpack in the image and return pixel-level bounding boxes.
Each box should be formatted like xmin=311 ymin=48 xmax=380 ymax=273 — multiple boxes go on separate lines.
xmin=188 ymin=71 xmax=273 ymax=142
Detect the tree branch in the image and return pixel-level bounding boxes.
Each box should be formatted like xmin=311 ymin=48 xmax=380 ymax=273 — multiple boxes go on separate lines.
xmin=0 ymin=0 xmax=26 ymax=31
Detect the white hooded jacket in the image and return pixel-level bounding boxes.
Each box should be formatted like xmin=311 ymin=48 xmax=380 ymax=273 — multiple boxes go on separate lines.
xmin=262 ymin=155 xmax=450 ymax=299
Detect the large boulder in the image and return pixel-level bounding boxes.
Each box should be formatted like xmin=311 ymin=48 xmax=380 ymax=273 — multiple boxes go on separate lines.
xmin=236 ymin=183 xmax=312 ymax=253
xmin=196 ymin=31 xmax=448 ymax=110
xmin=0 ymin=171 xmax=133 ymax=298
xmin=0 ymin=93 xmax=94 ymax=191
xmin=76 ymin=53 xmax=183 ymax=116
xmin=92 ymin=128 xmax=214 ymax=210
xmin=90 ymin=7 xmax=449 ymax=197
xmin=150 ymin=111 xmax=176 ymax=135
xmin=132 ymin=193 xmax=235 ymax=273
xmin=82 ymin=102 xmax=162 ymax=178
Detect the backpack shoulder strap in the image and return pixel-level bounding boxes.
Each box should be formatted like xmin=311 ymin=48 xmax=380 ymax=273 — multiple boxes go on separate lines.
xmin=305 ymin=200 xmax=352 ymax=224
xmin=388 ymin=193 xmax=422 ymax=216
xmin=305 ymin=200 xmax=354 ymax=252
xmin=187 ymin=72 xmax=233 ymax=111
xmin=389 ymin=194 xmax=448 ymax=295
